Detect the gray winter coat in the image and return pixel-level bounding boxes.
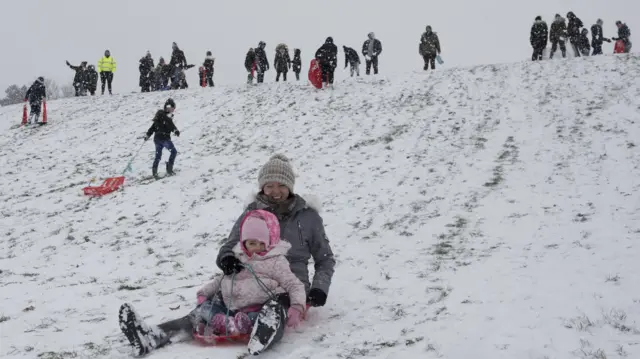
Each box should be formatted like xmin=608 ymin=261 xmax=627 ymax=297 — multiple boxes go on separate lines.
xmin=216 ymin=194 xmax=336 ymax=296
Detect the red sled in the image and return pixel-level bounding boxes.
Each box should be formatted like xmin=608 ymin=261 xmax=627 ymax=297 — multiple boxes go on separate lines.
xmin=614 ymin=40 xmax=625 ymax=54
xmin=22 ymin=101 xmax=27 ymax=125
xmin=199 ymin=67 xmax=206 ymax=87
xmin=83 ymin=176 xmax=125 ymax=196
xmin=308 ymin=59 xmax=322 ymax=89
xmin=42 ymin=99 xmax=47 ymax=123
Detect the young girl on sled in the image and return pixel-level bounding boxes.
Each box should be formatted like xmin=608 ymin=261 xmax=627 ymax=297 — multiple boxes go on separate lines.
xmin=118 ymin=209 xmax=307 ymax=356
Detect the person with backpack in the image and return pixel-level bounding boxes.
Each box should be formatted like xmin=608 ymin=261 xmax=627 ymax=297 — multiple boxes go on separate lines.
xmin=591 ymin=19 xmax=611 ymax=55
xmin=139 ymin=51 xmax=155 ymax=93
xmin=530 ymin=16 xmax=549 ymax=61
xmin=419 ymin=25 xmax=441 ymax=70
xmin=292 ymin=49 xmax=302 ymax=81
xmin=86 ymin=65 xmax=99 ymax=96
xmin=549 ymin=14 xmax=568 ymax=59
xmin=144 ymin=98 xmax=180 ymax=179
xmin=343 ymin=45 xmax=361 ymax=77
xmin=66 ymin=60 xmax=87 ymax=96
xmin=612 ymin=21 xmax=632 ymax=53
xmin=254 ymin=41 xmax=270 ymax=84
xmin=315 ymin=37 xmax=338 ymax=87
xmin=24 ymin=77 xmax=46 ymax=125
xmin=566 ymin=12 xmax=584 ymax=57
xmin=98 ymin=50 xmax=116 ymax=95
xmin=361 ymin=32 xmax=382 ymax=75
xmin=274 ymin=44 xmax=291 ymax=82
xmin=245 ymin=48 xmax=257 ymax=84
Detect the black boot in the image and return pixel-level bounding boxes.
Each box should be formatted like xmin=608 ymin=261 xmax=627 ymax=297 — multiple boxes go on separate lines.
xmin=152 ymin=166 xmax=159 ymax=180
xmin=166 ymin=162 xmax=175 ymax=176
xmin=247 ymin=299 xmax=286 ymax=355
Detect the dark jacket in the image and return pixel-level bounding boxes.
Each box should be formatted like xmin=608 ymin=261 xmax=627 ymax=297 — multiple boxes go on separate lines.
xmin=203 ymin=56 xmax=214 ymax=74
xmin=567 ymin=13 xmax=583 ymax=39
xmin=25 ymin=80 xmax=46 ymax=103
xmin=362 ymin=39 xmax=382 ymax=57
xmin=169 ymin=48 xmax=187 ymax=69
xmin=530 ymin=20 xmax=549 ymax=48
xmin=216 ymin=194 xmax=336 ymax=295
xmin=139 ymin=56 xmax=154 ymax=75
xmin=67 ymin=62 xmax=86 ymax=86
xmin=86 ymin=67 xmax=98 ymax=90
xmin=315 ymin=42 xmax=338 ymax=67
xmin=292 ymin=50 xmax=302 ymax=73
xmin=255 ymin=47 xmax=269 ymax=71
xmin=616 ymin=24 xmax=631 ymax=44
xmin=578 ymin=32 xmax=590 ymax=53
xmin=146 ymin=110 xmax=179 ymax=142
xmin=274 ymin=49 xmax=291 ymax=73
xmin=591 ymin=24 xmax=606 ymax=46
xmin=343 ymin=46 xmax=360 ymax=66
xmin=419 ymin=31 xmax=441 ymax=55
xmin=245 ymin=50 xmax=256 ymax=72
xmin=550 ymin=17 xmax=567 ymax=42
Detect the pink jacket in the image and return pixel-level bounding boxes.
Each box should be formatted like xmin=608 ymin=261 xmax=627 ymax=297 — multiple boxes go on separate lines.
xmin=197 ymin=210 xmax=306 ymax=313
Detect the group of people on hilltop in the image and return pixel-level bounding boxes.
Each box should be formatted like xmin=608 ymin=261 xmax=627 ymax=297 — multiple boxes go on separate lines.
xmin=138 ymin=42 xmax=203 ymax=92
xmin=243 ymin=32 xmax=388 ymax=86
xmin=530 ymin=12 xmax=632 ymax=61
xmin=66 ymin=50 xmax=116 ymax=96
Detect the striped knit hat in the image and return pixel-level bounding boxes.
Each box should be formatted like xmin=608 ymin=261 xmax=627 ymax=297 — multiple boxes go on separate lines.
xmin=258 ymin=154 xmax=295 ymax=192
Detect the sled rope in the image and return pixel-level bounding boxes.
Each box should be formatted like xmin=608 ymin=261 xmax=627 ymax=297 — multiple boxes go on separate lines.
xmin=122 ymin=141 xmax=146 ymax=175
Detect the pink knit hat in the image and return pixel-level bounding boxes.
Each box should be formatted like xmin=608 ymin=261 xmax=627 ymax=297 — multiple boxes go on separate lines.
xmin=239 ymin=210 xmax=281 ymax=256
xmin=240 ymin=216 xmax=270 ymax=247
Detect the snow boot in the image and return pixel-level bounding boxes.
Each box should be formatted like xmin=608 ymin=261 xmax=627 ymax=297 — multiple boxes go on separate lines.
xmin=152 ymin=166 xmax=160 ymax=180
xmin=247 ymin=299 xmax=286 ymax=355
xmin=119 ymin=303 xmax=169 ymax=356
xmin=235 ymin=312 xmax=253 ymax=334
xmin=166 ymin=162 xmax=175 ymax=176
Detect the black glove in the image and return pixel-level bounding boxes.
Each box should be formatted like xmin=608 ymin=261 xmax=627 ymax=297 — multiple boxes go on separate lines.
xmin=174 ymin=130 xmax=180 ymax=137
xmin=219 ymin=256 xmax=243 ymax=275
xmin=307 ymin=288 xmax=327 ymax=307
xmin=143 ymin=135 xmax=150 ymax=141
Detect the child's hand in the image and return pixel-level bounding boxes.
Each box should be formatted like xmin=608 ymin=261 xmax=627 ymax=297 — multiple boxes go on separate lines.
xmin=197 ymin=295 xmax=207 ymax=305
xmin=286 ymin=307 xmax=302 ymax=328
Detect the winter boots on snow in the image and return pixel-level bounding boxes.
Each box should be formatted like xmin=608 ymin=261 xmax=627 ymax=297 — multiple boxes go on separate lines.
xmin=119 ymin=303 xmax=169 ymax=356
xmin=247 ymin=299 xmax=287 ymax=355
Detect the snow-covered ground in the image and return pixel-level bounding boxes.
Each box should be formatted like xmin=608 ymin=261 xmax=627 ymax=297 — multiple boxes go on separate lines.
xmin=1 ymin=54 xmax=640 ymax=359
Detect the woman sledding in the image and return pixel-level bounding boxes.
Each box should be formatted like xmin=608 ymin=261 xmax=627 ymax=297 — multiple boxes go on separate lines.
xmin=118 ymin=154 xmax=336 ymax=356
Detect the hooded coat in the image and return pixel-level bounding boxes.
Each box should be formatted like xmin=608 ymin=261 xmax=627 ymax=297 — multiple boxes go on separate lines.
xmin=200 ymin=210 xmax=307 ymax=313
xmin=217 ymin=194 xmax=335 ymax=296
xmin=530 ymin=20 xmax=549 ymax=49
xmin=550 ymin=16 xmax=568 ymax=42
xmin=419 ymin=31 xmax=441 ymax=55
xmin=567 ymin=12 xmax=583 ymax=40
xmin=274 ymin=44 xmax=291 ymax=73
xmin=292 ymin=49 xmax=302 ymax=73
xmin=315 ymin=38 xmax=338 ymax=67
xmin=25 ymin=79 xmax=46 ymax=103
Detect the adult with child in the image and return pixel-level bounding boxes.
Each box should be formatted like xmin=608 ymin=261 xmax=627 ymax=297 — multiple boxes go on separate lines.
xmin=118 ymin=154 xmax=335 ymax=356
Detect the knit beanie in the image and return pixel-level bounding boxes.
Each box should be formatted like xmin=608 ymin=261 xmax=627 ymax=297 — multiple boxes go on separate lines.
xmin=241 ymin=216 xmax=270 ymax=247
xmin=258 ymin=154 xmax=295 ymax=192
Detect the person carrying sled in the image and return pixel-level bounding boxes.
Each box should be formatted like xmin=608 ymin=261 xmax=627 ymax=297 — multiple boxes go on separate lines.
xmin=245 ymin=48 xmax=257 ymax=84
xmin=315 ymin=37 xmax=338 ymax=87
xmin=530 ymin=16 xmax=548 ymax=61
xmin=274 ymin=44 xmax=292 ymax=82
xmin=419 ymin=25 xmax=441 ymax=70
xmin=98 ymin=50 xmax=116 ymax=95
xmin=139 ymin=51 xmax=155 ymax=93
xmin=24 ymin=77 xmax=46 ymax=125
xmin=612 ymin=21 xmax=632 ymax=53
xmin=85 ymin=65 xmax=98 ymax=96
xmin=591 ymin=19 xmax=611 ymax=55
xmin=362 ymin=32 xmax=382 ymax=75
xmin=200 ymin=51 xmax=215 ymax=87
xmin=292 ymin=49 xmax=302 ymax=81
xmin=566 ymin=12 xmax=583 ymax=57
xmin=255 ymin=41 xmax=270 ymax=84
xmin=118 ymin=209 xmax=308 ymax=356
xmin=343 ymin=46 xmax=361 ymax=77
xmin=66 ymin=60 xmax=87 ymax=96
xmin=144 ymin=98 xmax=180 ymax=179
xmin=549 ymin=14 xmax=568 ymax=59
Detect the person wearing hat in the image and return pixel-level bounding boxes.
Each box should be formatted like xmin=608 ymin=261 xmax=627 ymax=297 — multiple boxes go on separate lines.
xmin=530 ymin=16 xmax=548 ymax=61
xmin=315 ymin=37 xmax=338 ymax=87
xmin=66 ymin=60 xmax=88 ymax=96
xmin=216 ymin=154 xmax=336 ymax=353
xmin=98 ymin=49 xmax=116 ymax=95
xmin=419 ymin=25 xmax=441 ymax=70
xmin=24 ymin=77 xmax=46 ymax=125
xmin=144 ymin=98 xmax=180 ymax=179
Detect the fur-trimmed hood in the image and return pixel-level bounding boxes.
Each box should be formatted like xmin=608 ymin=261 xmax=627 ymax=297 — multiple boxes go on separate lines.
xmin=243 ymin=192 xmax=322 ymax=213
xmin=232 ymin=240 xmax=291 ymax=261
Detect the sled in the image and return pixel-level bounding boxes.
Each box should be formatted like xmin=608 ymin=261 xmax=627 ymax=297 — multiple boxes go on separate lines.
xmin=21 ymin=101 xmax=27 ymax=125
xmin=614 ymin=40 xmax=625 ymax=54
xmin=82 ymin=176 xmax=125 ymax=196
xmin=436 ymin=55 xmax=444 ymax=65
xmin=308 ymin=59 xmax=322 ymax=89
xmin=42 ymin=99 xmax=47 ymax=123
xmin=199 ymin=67 xmax=206 ymax=87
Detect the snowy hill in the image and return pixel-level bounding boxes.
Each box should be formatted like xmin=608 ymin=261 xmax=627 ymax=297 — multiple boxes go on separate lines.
xmin=2 ymin=54 xmax=640 ymax=359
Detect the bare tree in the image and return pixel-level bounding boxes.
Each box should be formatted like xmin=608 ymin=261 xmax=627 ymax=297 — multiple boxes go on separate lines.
xmin=44 ymin=78 xmax=61 ymax=100
xmin=61 ymin=83 xmax=75 ymax=98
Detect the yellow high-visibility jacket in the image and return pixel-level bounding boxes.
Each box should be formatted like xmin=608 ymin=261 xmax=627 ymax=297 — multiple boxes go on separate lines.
xmin=98 ymin=56 xmax=117 ymax=73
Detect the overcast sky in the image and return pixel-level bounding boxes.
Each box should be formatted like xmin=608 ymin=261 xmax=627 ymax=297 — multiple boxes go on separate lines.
xmin=1 ymin=0 xmax=637 ymax=94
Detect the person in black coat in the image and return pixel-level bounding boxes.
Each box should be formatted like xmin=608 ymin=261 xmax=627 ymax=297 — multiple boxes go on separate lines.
xmin=362 ymin=32 xmax=382 ymax=75
xmin=254 ymin=41 xmax=269 ymax=83
xmin=419 ymin=26 xmax=441 ymax=70
xmin=86 ymin=65 xmax=99 ymax=96
xmin=343 ymin=46 xmax=360 ymax=77
xmin=590 ymin=19 xmax=611 ymax=55
xmin=292 ymin=49 xmax=302 ymax=81
xmin=274 ymin=44 xmax=291 ymax=82
xmin=66 ymin=60 xmax=87 ymax=96
xmin=169 ymin=42 xmax=188 ymax=88
xmin=139 ymin=51 xmax=155 ymax=93
xmin=530 ymin=16 xmax=548 ymax=61
xmin=24 ymin=77 xmax=46 ymax=124
xmin=612 ymin=21 xmax=632 ymax=53
xmin=566 ymin=12 xmax=583 ymax=57
xmin=202 ymin=51 xmax=215 ymax=87
xmin=577 ymin=28 xmax=591 ymax=56
xmin=144 ymin=98 xmax=180 ymax=179
xmin=315 ymin=37 xmax=338 ymax=86
xmin=245 ymin=48 xmax=257 ymax=84
xmin=549 ymin=14 xmax=567 ymax=58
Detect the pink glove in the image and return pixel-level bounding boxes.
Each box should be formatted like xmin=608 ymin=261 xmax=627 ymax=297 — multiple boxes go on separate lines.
xmin=286 ymin=307 xmax=303 ymax=328
xmin=197 ymin=295 xmax=206 ymax=305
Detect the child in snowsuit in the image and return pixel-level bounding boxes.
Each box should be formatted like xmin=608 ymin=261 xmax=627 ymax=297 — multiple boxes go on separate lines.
xmin=274 ymin=44 xmax=291 ymax=82
xmin=24 ymin=77 xmax=46 ymax=124
xmin=245 ymin=48 xmax=257 ymax=84
xmin=118 ymin=209 xmax=306 ymax=356
xmin=144 ymin=98 xmax=180 ymax=179
xmin=86 ymin=65 xmax=98 ymax=96
xmin=292 ymin=49 xmax=302 ymax=80
xmin=577 ymin=28 xmax=591 ymax=56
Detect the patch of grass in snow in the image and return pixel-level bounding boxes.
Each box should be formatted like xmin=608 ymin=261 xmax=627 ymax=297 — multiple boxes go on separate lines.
xmin=605 ymin=274 xmax=620 ymax=283
xmin=36 ymin=351 xmax=78 ymax=359
xmin=564 ymin=314 xmax=594 ymax=332
xmin=117 ymin=284 xmax=145 ymax=291
xmin=484 ymin=165 xmax=504 ymax=187
xmin=602 ymin=308 xmax=639 ymax=334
